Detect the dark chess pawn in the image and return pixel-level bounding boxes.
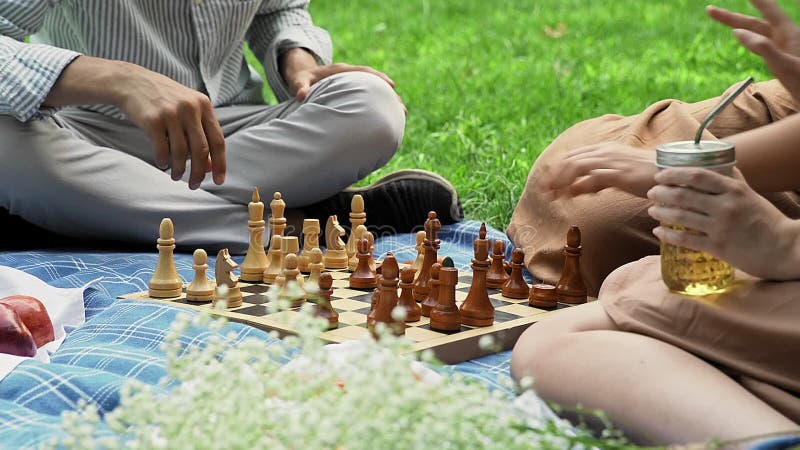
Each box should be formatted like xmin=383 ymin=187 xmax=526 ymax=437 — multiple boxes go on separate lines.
xmin=366 ymin=275 xmax=382 ymax=328
xmin=501 ymin=248 xmax=530 ymax=299
xmin=486 ymin=240 xmax=510 ymax=289
xmin=313 ymin=272 xmax=339 ymax=330
xmin=460 ymin=223 xmax=494 ymax=327
xmin=349 ymin=238 xmax=377 ymax=289
xmin=420 ymin=263 xmax=442 ymax=317
xmin=397 ymin=267 xmax=421 ymax=322
xmin=430 ymin=266 xmax=461 ymax=332
xmin=369 ymin=253 xmax=405 ymax=337
xmin=556 ymin=225 xmax=588 ymax=304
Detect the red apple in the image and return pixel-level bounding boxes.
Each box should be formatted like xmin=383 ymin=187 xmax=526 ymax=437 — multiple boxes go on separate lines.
xmin=0 ymin=304 xmax=37 ymax=357
xmin=0 ymin=296 xmax=55 ymax=348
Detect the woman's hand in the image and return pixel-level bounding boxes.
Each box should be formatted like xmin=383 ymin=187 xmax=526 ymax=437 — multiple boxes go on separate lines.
xmin=708 ymin=0 xmax=800 ymax=103
xmin=647 ymin=167 xmax=800 ymax=280
xmin=539 ymin=142 xmax=658 ymax=198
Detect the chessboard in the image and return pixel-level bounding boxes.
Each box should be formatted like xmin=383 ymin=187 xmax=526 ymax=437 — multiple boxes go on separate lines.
xmin=122 ymin=267 xmax=574 ymax=364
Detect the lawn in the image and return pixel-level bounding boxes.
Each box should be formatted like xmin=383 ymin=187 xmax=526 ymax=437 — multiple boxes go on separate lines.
xmin=251 ymin=0 xmax=796 ymax=230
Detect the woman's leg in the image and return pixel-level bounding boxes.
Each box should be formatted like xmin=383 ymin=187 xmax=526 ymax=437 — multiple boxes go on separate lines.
xmin=511 ymin=302 xmax=797 ymax=445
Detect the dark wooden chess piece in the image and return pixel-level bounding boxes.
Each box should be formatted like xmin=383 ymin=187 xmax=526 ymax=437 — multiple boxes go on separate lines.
xmin=413 ymin=211 xmax=441 ymax=302
xmin=486 ymin=240 xmax=510 ymax=289
xmin=556 ymin=225 xmax=588 ymax=304
xmin=420 ymin=263 xmax=441 ymax=317
xmin=460 ymin=223 xmax=494 ymax=327
xmin=397 ymin=267 xmax=421 ymax=322
xmin=366 ymin=274 xmax=382 ymax=328
xmin=349 ymin=238 xmax=377 ymax=289
xmin=313 ymin=272 xmax=339 ymax=330
xmin=528 ymin=283 xmax=557 ymax=308
xmin=501 ymin=248 xmax=530 ymax=299
xmin=369 ymin=253 xmax=405 ymax=337
xmin=430 ymin=266 xmax=461 ymax=332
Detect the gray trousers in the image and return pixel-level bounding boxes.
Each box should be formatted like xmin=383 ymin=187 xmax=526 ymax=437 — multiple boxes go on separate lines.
xmin=0 ymin=72 xmax=405 ymax=252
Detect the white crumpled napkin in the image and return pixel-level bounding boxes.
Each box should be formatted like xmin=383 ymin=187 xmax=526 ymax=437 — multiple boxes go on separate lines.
xmin=0 ymin=266 xmax=98 ymax=381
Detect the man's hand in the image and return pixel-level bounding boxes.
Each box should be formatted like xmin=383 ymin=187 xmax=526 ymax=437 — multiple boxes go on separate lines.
xmin=280 ymin=48 xmax=405 ymax=111
xmin=648 ymin=168 xmax=800 ymax=280
xmin=112 ymin=63 xmax=226 ymax=189
xmin=708 ymin=1 xmax=800 ymax=103
xmin=45 ymin=56 xmax=226 ymax=190
xmin=539 ymin=142 xmax=658 ymax=199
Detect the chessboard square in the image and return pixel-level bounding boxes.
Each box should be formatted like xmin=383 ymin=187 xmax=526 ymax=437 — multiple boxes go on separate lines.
xmin=241 ymin=294 xmax=270 ymax=305
xmin=494 ymin=310 xmax=521 ymax=322
xmin=240 ymin=284 xmax=271 ymax=294
xmin=235 ymin=305 xmax=269 ymax=316
xmin=175 ymin=298 xmax=211 ymax=305
xmin=456 ymin=282 xmax=470 ymax=290
xmin=489 ymin=297 xmax=513 ymax=308
xmin=353 ymin=307 xmax=372 ymax=315
xmin=347 ymin=293 xmax=374 ymax=303
xmin=328 ymin=271 xmax=351 ymax=280
xmin=333 ymin=288 xmax=369 ymax=300
xmin=323 ymin=325 xmax=370 ymax=341
xmin=338 ymin=311 xmax=367 ymax=325
xmin=454 ymin=290 xmax=469 ymax=302
xmin=496 ymin=303 xmax=547 ymax=317
xmin=330 ymin=298 xmax=369 ymax=312
xmin=406 ymin=316 xmax=430 ymax=327
xmin=405 ymin=326 xmax=446 ymax=342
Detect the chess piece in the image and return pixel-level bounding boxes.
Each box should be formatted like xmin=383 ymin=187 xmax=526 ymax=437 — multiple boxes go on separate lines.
xmin=323 ymin=215 xmax=348 ymax=269
xmin=262 ymin=235 xmax=283 ymax=284
xmin=369 ymin=253 xmax=404 ymax=337
xmin=348 ymin=224 xmax=368 ymax=271
xmin=556 ymin=226 xmax=588 ymax=304
xmin=241 ymin=187 xmax=269 ymax=281
xmin=366 ymin=232 xmax=377 ymax=273
xmin=529 ymin=284 xmax=558 ymax=308
xmin=366 ymin=275 xmax=382 ymax=328
xmin=148 ymin=218 xmax=183 ymax=298
xmin=486 ymin=240 xmax=510 ymax=289
xmin=412 ymin=211 xmax=441 ymax=302
xmin=299 ymin=219 xmax=321 ymax=273
xmin=460 ymin=223 xmax=494 ymax=327
xmin=501 ymin=248 xmax=530 ymax=299
xmin=349 ymin=238 xmax=377 ymax=289
xmin=397 ymin=267 xmax=421 ymax=322
xmin=313 ymin=273 xmax=338 ymax=330
xmin=214 ymin=248 xmax=243 ymax=308
xmin=345 ymin=194 xmax=366 ymax=263
xmin=269 ymin=192 xmax=287 ymax=238
xmin=411 ymin=231 xmax=425 ymax=273
xmin=420 ymin=263 xmax=441 ymax=317
xmin=186 ymin=249 xmax=215 ymax=301
xmin=307 ymin=248 xmax=324 ymax=288
xmin=430 ymin=266 xmax=461 ymax=332
xmin=276 ymin=236 xmax=301 ymax=287
xmin=278 ymin=254 xmax=305 ymax=308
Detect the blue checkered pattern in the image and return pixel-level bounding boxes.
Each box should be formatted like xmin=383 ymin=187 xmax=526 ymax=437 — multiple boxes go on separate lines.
xmin=0 ymin=221 xmax=517 ymax=447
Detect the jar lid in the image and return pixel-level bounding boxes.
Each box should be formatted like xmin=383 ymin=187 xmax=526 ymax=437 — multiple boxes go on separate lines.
xmin=656 ymin=140 xmax=735 ymax=168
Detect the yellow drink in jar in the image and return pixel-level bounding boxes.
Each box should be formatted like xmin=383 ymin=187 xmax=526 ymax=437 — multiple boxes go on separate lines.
xmin=656 ymin=141 xmax=736 ymax=295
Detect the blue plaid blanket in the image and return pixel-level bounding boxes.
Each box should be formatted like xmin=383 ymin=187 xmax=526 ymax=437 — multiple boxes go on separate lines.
xmin=0 ymin=221 xmax=518 ymax=448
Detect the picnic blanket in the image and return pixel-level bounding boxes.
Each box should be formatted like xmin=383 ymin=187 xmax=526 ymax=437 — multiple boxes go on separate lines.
xmin=0 ymin=221 xmax=519 ymax=448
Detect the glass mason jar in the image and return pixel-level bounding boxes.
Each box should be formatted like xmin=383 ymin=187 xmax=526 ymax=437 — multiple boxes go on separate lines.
xmin=656 ymin=140 xmax=736 ymax=295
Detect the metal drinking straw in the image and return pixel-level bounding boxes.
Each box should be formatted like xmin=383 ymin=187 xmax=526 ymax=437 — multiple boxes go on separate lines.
xmin=694 ymin=76 xmax=754 ymax=145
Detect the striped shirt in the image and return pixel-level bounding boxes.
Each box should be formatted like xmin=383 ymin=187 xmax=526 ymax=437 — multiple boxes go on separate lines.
xmin=0 ymin=0 xmax=332 ymax=122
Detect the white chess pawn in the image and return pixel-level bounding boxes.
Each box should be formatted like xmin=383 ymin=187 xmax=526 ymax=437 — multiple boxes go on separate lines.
xmin=186 ymin=249 xmax=215 ymax=301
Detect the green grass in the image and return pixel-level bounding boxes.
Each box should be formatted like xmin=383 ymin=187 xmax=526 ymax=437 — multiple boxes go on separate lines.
xmin=250 ymin=0 xmax=798 ymax=230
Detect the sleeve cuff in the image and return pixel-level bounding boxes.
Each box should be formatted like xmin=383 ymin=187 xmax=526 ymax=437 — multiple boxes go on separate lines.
xmin=263 ymin=27 xmax=332 ymax=102
xmin=0 ymin=42 xmax=80 ymax=122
